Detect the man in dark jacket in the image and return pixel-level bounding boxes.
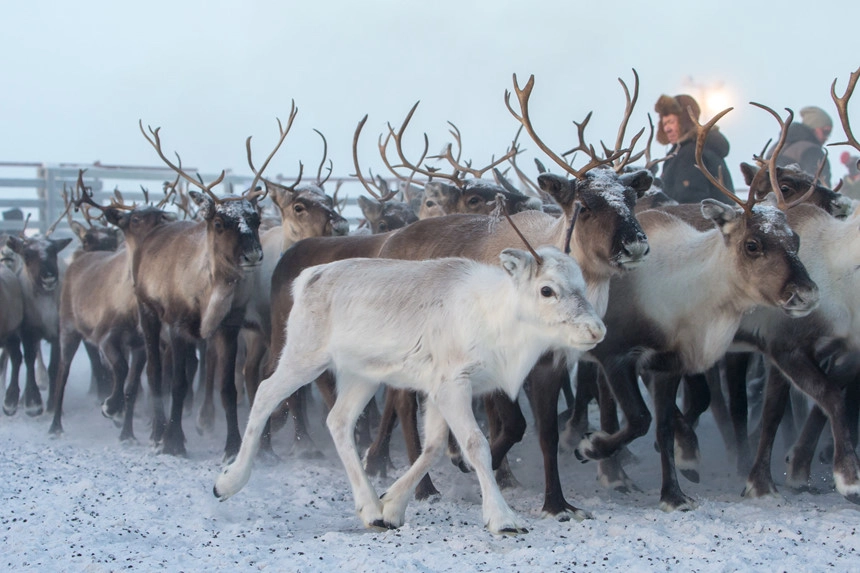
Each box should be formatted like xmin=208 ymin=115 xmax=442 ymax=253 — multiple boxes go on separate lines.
xmin=767 ymin=105 xmax=832 ymax=187
xmin=655 ymin=93 xmax=734 ymax=204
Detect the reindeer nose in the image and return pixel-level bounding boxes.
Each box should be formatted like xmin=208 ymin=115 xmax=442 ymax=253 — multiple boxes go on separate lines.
xmin=243 ymin=248 xmax=263 ymax=266
xmin=588 ymin=319 xmax=607 ymax=344
xmin=332 ymin=218 xmax=350 ymax=236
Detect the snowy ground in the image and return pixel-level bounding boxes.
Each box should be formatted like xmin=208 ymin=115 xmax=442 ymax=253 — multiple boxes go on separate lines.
xmin=2 ymin=356 xmax=859 ymax=573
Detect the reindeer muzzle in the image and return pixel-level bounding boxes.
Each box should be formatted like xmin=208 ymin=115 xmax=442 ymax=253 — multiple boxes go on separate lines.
xmin=780 ymin=284 xmax=820 ymax=318
xmin=614 ymin=235 xmax=650 ymax=270
xmin=241 ymin=248 xmax=264 ymax=268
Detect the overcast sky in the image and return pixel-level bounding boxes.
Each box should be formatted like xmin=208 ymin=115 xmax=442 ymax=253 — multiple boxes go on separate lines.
xmin=2 ymin=0 xmax=859 ymax=189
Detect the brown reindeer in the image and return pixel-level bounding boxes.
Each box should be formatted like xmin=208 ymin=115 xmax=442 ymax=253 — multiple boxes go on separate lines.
xmin=135 ymin=120 xmax=268 ymax=460
xmin=574 ymin=105 xmax=819 ymax=511
xmin=3 ymin=206 xmax=73 ymax=416
xmin=49 ymin=170 xmax=178 ymax=439
xmin=0 ymin=260 xmax=23 ymax=407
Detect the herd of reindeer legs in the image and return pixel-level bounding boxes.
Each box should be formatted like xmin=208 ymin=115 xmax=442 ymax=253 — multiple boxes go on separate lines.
xmin=2 ymin=66 xmax=860 ymax=535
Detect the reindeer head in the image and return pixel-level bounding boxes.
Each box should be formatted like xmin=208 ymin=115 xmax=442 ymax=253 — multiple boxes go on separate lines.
xmin=6 ymin=234 xmax=72 ymax=293
xmin=69 ymin=221 xmax=122 ymax=252
xmin=500 ymin=245 xmax=606 ymax=351
xmin=505 ymin=71 xmax=653 ymax=275
xmin=742 ymin=162 xmax=852 ymax=219
xmin=538 ymin=168 xmax=652 ymax=273
xmin=189 ymin=191 xmax=263 ymax=270
xmin=271 ymin=183 xmax=349 ymax=240
xmin=357 ymin=195 xmax=417 ymax=234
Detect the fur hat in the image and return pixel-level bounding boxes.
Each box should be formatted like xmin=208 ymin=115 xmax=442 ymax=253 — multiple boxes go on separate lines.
xmin=655 ymin=94 xmax=701 ymax=145
xmin=800 ymin=106 xmax=832 ymax=130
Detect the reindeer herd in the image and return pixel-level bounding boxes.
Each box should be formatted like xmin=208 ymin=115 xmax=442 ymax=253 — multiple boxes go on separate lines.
xmin=2 ymin=67 xmax=860 ymax=536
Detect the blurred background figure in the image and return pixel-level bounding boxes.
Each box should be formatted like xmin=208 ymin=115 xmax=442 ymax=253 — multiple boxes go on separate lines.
xmin=839 ymin=151 xmax=860 ymax=201
xmin=655 ymin=93 xmax=734 ymax=203
xmin=768 ymin=105 xmax=833 ymax=187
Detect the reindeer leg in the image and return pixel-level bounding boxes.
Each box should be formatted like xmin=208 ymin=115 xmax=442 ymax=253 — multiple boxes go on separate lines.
xmin=196 ymin=340 xmax=216 ymax=435
xmin=195 ymin=340 xmax=215 ymax=436
xmin=140 ymin=304 xmax=166 ymax=445
xmin=560 ymin=361 xmax=598 ymax=451
xmin=380 ymin=400 xmax=448 ymax=528
xmin=528 ymin=360 xmax=591 ymax=521
xmin=214 ymin=325 xmax=242 ymax=462
xmin=84 ymin=341 xmax=111 ymax=401
xmin=577 ymin=356 xmax=650 ymax=493
xmin=1 ymin=339 xmax=21 ymax=417
xmin=48 ymin=329 xmax=82 ymax=435
xmin=743 ymin=366 xmax=790 ymax=499
xmin=325 ymin=376 xmax=385 ymax=529
xmin=778 ymin=352 xmax=860 ymax=503
xmin=119 ymin=345 xmax=146 ymax=443
xmin=435 ymin=371 xmax=527 ymax=536
xmin=100 ymin=332 xmax=129 ymax=426
xmin=725 ymin=352 xmax=754 ymax=476
xmin=161 ymin=334 xmax=190 ymax=457
xmin=651 ymin=372 xmax=697 ymax=512
xmin=215 ymin=350 xmax=327 ymax=502
xmin=784 ymin=404 xmax=827 ymax=492
xmin=485 ymin=392 xmax=524 ymax=489
xmin=364 ymin=387 xmax=398 ymax=479
xmin=20 ymin=332 xmax=43 ymax=416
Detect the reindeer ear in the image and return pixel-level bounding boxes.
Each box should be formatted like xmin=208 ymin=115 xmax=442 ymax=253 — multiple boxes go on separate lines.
xmin=51 ymin=237 xmax=73 ymax=253
xmin=740 ymin=162 xmax=759 ymax=186
xmin=538 ymin=173 xmax=576 ymax=209
xmin=499 ymin=248 xmax=536 ymax=280
xmin=103 ymin=208 xmax=125 ymax=228
xmin=69 ymin=221 xmax=87 ymax=240
xmin=357 ymin=195 xmax=383 ymax=221
xmin=269 ymin=185 xmax=296 ymax=211
xmin=700 ymin=199 xmax=739 ymax=229
xmin=189 ymin=191 xmax=215 ymax=220
xmin=6 ymin=235 xmax=23 ymax=254
xmin=619 ymin=169 xmax=654 ymax=198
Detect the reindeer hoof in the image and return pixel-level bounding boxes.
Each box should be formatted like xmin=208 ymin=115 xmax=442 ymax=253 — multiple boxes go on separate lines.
xmin=496 ymin=526 xmax=528 ymax=536
xmin=680 ymin=469 xmax=700 ymax=484
xmin=25 ymin=403 xmax=43 ymax=417
xmin=369 ymin=519 xmax=397 ymax=531
xmin=2 ymin=404 xmax=15 ymax=416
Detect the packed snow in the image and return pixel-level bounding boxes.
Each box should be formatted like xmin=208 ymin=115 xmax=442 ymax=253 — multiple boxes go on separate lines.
xmin=2 ymin=354 xmax=859 ymax=572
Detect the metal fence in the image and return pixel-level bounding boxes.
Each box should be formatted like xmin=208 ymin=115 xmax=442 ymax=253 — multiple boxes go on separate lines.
xmin=0 ymin=161 xmax=373 ymax=237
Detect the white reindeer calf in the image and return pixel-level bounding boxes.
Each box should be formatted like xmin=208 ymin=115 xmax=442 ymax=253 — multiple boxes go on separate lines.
xmin=214 ymin=246 xmax=605 ymax=535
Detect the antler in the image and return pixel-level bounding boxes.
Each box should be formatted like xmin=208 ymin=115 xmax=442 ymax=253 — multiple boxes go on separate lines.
xmin=380 ymin=102 xmax=467 ymax=187
xmin=312 ymin=128 xmax=333 ymax=187
xmin=505 ymin=74 xmax=630 ymax=180
xmin=139 ymin=120 xmax=228 ymax=204
xmin=749 ymin=103 xmax=818 ymax=210
xmin=73 ymin=169 xmax=134 ymax=221
xmin=44 ymin=185 xmax=75 ymax=236
xmin=830 ymin=66 xmax=860 ymax=160
xmin=606 ymin=69 xmax=647 ymax=171
xmin=245 ymin=103 xmax=302 ymax=203
xmin=692 ymin=107 xmax=754 ymax=212
xmin=428 ymin=120 xmax=522 ymax=180
xmin=352 ymin=114 xmax=398 ymax=201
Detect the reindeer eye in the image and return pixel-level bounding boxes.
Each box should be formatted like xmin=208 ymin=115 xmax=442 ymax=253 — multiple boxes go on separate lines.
xmin=468 ymin=196 xmax=481 ymax=205
xmin=294 ymin=204 xmax=305 ymax=214
xmin=540 ymin=286 xmax=555 ymax=298
xmin=745 ymin=240 xmax=760 ymax=254
xmin=425 ymin=200 xmax=436 ymax=208
xmin=378 ymin=223 xmax=388 ymax=232
xmin=214 ymin=219 xmax=224 ymax=231
xmin=780 ymin=185 xmax=791 ymax=194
